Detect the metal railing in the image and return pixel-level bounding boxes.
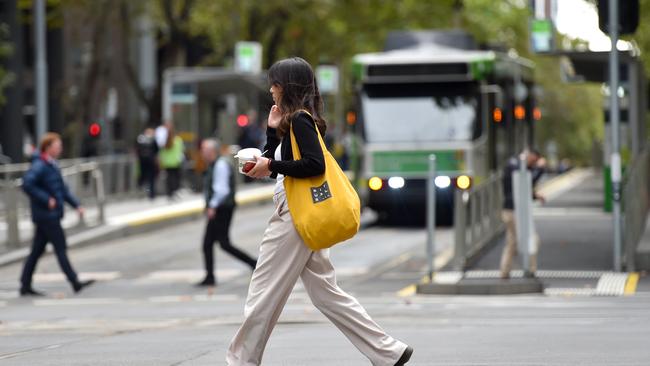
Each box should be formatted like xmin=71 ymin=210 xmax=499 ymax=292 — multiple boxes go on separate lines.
xmin=622 ymin=149 xmax=650 ymax=272
xmin=453 ymin=174 xmax=505 ymax=271
xmin=0 ymin=155 xmax=139 ymax=250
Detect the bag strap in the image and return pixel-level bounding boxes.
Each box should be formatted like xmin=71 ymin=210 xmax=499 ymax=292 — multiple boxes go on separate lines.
xmin=299 ymin=109 xmax=313 ymax=119
xmin=289 ymin=109 xmax=326 ymax=162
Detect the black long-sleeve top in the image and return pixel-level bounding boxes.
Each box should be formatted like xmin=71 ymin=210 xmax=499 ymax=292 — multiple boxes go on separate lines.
xmin=264 ymin=111 xmax=326 ymax=179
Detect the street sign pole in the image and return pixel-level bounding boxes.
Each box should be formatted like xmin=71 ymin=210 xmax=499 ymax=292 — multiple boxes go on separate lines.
xmin=34 ymin=0 xmax=48 ymax=141
xmin=609 ymin=0 xmax=623 ymax=272
xmin=426 ymin=155 xmax=436 ymax=282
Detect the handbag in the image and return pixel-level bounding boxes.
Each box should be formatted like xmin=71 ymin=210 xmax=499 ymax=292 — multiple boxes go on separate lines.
xmin=283 ymin=111 xmax=361 ymax=250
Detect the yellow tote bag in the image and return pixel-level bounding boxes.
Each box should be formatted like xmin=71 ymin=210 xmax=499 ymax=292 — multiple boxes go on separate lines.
xmin=283 ymin=113 xmax=361 ymax=251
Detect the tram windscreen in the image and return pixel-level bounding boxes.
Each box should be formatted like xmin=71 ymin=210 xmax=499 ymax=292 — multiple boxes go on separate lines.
xmin=361 ymin=83 xmax=480 ymax=143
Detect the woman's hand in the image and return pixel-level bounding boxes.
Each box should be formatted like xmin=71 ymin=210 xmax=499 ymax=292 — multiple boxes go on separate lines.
xmin=268 ymin=105 xmax=281 ymax=129
xmin=246 ymin=156 xmax=272 ymax=179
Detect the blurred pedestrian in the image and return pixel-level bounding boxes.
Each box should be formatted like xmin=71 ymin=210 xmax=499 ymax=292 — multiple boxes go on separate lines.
xmin=500 ymin=149 xmax=546 ymax=279
xmin=19 ymin=133 xmax=95 ymax=296
xmin=155 ymin=121 xmax=170 ymax=149
xmin=227 ymin=57 xmax=413 ymax=366
xmin=158 ymin=125 xmax=184 ymax=199
xmin=135 ymin=127 xmax=158 ymax=199
xmin=196 ymin=139 xmax=257 ymax=287
xmin=558 ymin=158 xmax=573 ymax=174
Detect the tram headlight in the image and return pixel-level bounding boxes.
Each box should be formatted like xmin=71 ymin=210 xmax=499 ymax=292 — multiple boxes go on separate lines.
xmin=434 ymin=176 xmax=451 ymax=189
xmin=456 ymin=175 xmax=472 ymax=190
xmin=368 ymin=177 xmax=383 ymax=191
xmin=388 ymin=177 xmax=405 ymax=189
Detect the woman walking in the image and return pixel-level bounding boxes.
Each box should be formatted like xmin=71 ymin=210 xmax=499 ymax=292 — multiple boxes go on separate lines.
xmin=226 ymin=57 xmax=413 ymax=366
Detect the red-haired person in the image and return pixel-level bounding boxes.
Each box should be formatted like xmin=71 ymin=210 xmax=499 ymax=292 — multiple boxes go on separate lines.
xmin=19 ymin=133 xmax=95 ymax=296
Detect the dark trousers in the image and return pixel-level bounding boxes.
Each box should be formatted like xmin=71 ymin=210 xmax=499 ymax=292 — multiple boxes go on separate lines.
xmin=165 ymin=167 xmax=181 ymax=197
xmin=138 ymin=157 xmax=157 ymax=199
xmin=20 ymin=220 xmax=79 ymax=289
xmin=202 ymin=205 xmax=257 ymax=280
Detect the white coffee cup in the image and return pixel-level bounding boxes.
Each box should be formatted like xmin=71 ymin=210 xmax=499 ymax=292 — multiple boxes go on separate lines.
xmin=234 ymin=148 xmax=262 ymax=174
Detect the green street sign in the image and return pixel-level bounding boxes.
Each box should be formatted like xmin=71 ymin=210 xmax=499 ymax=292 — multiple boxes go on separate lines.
xmin=235 ymin=41 xmax=262 ymax=74
xmin=530 ymin=19 xmax=554 ymax=53
xmin=316 ymin=65 xmax=339 ymax=94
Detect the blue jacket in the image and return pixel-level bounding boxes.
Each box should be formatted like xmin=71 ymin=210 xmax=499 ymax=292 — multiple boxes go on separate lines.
xmin=22 ymin=154 xmax=80 ymax=223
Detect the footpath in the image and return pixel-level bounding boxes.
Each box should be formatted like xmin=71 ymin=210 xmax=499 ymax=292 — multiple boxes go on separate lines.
xmin=0 ymin=183 xmax=275 ymax=267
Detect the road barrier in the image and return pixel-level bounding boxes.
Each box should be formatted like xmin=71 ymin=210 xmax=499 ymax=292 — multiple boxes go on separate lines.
xmin=622 ymin=148 xmax=650 ymax=272
xmin=0 ymin=156 xmax=126 ymax=250
xmin=453 ymin=174 xmax=505 ymax=271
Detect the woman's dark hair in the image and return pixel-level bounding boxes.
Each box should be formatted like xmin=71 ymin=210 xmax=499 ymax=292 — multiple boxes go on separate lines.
xmin=268 ymin=57 xmax=327 ymax=137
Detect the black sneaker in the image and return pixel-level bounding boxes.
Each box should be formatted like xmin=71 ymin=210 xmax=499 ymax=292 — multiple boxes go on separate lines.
xmin=73 ymin=279 xmax=96 ymax=294
xmin=20 ymin=287 xmax=46 ymax=297
xmin=395 ymin=346 xmax=413 ymax=366
xmin=196 ymin=277 xmax=216 ymax=287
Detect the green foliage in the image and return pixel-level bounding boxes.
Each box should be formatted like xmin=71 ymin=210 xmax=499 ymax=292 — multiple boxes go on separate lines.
xmin=188 ymin=0 xmax=456 ymax=68
xmin=157 ymin=0 xmax=608 ymax=164
xmin=3 ymin=0 xmax=616 ymax=163
xmin=632 ymin=0 xmax=650 ymax=75
xmin=462 ymin=0 xmax=603 ymax=164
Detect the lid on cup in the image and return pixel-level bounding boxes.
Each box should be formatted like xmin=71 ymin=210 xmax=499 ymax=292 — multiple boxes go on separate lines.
xmin=234 ymin=148 xmax=262 ymax=159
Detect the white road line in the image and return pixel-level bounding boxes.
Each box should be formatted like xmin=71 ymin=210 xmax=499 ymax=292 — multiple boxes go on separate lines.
xmin=533 ymin=207 xmax=610 ymax=218
xmin=595 ymin=272 xmax=629 ymax=296
xmin=0 ymin=290 xmax=18 ymax=299
xmin=136 ymin=269 xmax=243 ymax=284
xmin=463 ymin=270 xmax=607 ymax=279
xmin=0 ymin=300 xmax=7 ymax=307
xmin=33 ymin=271 xmax=121 ymax=282
xmin=34 ymin=298 xmax=123 ymax=306
xmin=149 ymin=294 xmax=239 ymax=303
xmin=544 ymin=288 xmax=598 ymax=296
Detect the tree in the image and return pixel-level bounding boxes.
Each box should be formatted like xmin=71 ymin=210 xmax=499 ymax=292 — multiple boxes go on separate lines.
xmin=461 ymin=0 xmax=604 ymax=165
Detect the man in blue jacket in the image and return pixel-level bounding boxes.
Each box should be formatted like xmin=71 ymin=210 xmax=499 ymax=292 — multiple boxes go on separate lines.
xmin=19 ymin=132 xmax=95 ymax=296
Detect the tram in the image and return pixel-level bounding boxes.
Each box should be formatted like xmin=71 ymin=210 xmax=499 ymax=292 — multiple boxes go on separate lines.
xmin=352 ymin=31 xmax=538 ymax=224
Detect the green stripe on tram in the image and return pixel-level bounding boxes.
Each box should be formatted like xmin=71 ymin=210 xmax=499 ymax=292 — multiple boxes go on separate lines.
xmin=469 ymin=58 xmax=495 ymax=80
xmin=372 ymin=150 xmax=461 ymax=174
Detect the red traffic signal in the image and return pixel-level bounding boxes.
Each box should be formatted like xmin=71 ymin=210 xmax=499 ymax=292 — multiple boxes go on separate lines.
xmin=237 ymin=114 xmax=249 ymax=127
xmin=89 ymin=123 xmax=101 ymax=137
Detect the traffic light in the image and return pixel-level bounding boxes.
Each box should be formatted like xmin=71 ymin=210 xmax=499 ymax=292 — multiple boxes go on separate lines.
xmin=346 ymin=111 xmax=357 ymax=125
xmin=88 ymin=122 xmax=101 ymax=137
xmin=514 ymin=105 xmax=526 ymax=120
xmin=237 ymin=114 xmax=249 ymax=127
xmin=493 ymin=108 xmax=503 ymax=123
xmin=598 ymin=0 xmax=639 ymax=36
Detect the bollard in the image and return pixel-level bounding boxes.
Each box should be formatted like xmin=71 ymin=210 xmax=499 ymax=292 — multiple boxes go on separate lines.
xmin=128 ymin=156 xmax=138 ymax=195
xmin=426 ymin=155 xmax=436 ymax=282
xmin=515 ymin=153 xmax=531 ymax=274
xmin=5 ymin=182 xmax=20 ymax=248
xmin=93 ymin=168 xmax=106 ymax=224
xmin=453 ymin=188 xmax=467 ymax=271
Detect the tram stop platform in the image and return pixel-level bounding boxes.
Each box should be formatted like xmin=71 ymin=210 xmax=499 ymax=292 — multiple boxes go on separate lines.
xmin=417 ymin=168 xmax=649 ymax=296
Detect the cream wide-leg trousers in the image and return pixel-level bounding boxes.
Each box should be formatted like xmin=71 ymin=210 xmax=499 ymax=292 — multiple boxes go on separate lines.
xmin=226 ymin=191 xmax=407 ymax=366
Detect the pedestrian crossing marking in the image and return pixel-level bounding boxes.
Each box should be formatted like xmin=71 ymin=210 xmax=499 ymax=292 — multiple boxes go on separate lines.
xmin=398 ymin=270 xmax=637 ymax=297
xmin=595 ymin=273 xmax=629 ymax=296
xmin=34 ymin=298 xmax=123 ymax=306
xmin=33 ymin=271 xmax=121 ymax=282
xmin=139 ymin=269 xmax=242 ymax=283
